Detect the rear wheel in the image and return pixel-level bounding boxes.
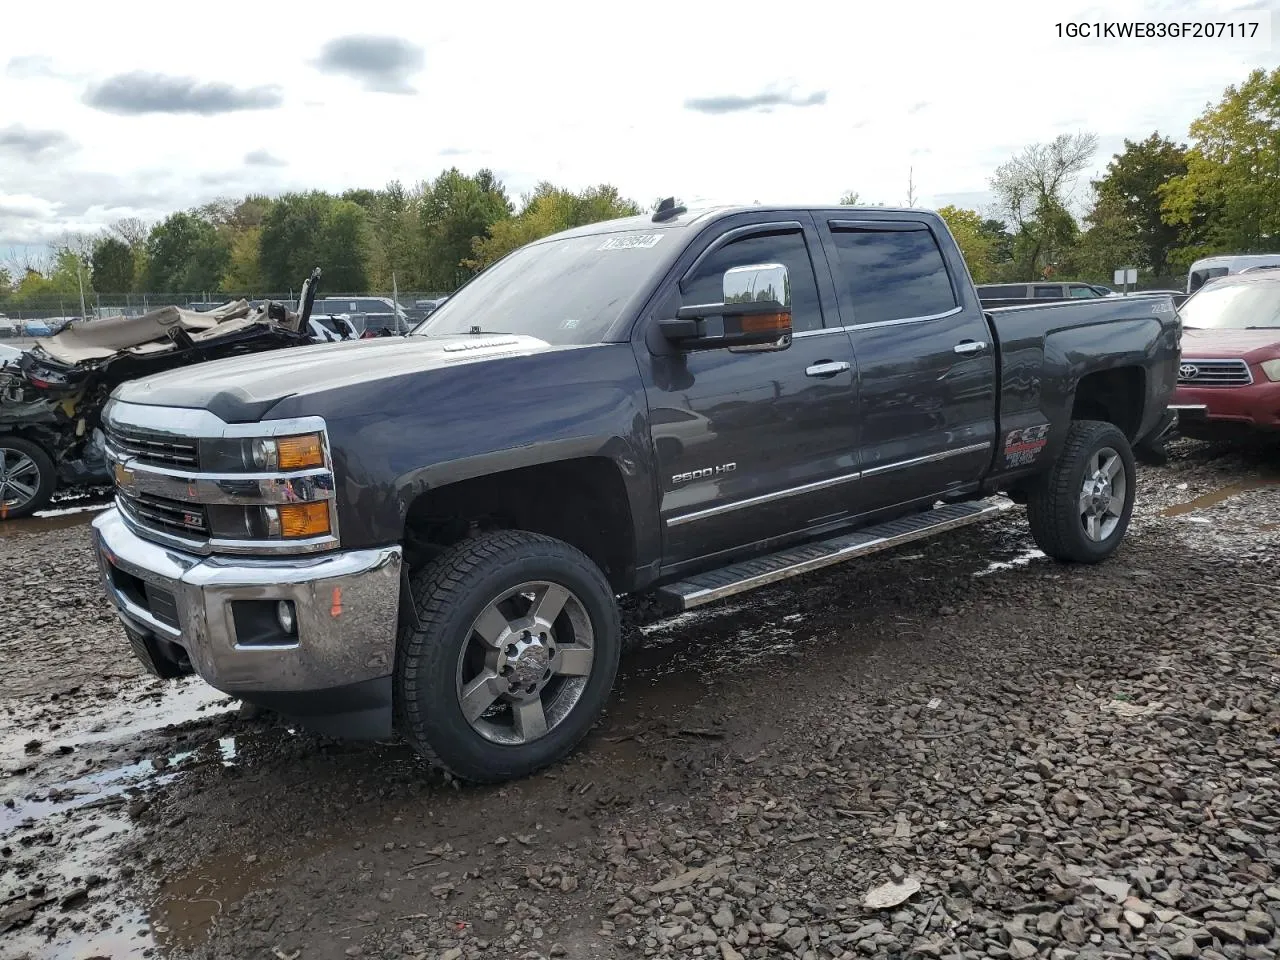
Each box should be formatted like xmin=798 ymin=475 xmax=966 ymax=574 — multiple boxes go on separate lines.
xmin=1027 ymin=420 xmax=1136 ymax=563
xmin=0 ymin=437 xmax=55 ymax=520
xmin=395 ymin=530 xmax=620 ymax=783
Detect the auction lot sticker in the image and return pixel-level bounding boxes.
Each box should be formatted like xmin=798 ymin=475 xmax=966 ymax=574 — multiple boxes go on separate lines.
xmin=599 ymin=234 xmax=663 ymax=250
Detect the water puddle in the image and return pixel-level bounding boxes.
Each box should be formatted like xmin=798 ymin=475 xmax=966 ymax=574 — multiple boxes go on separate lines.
xmin=1162 ymin=478 xmax=1280 ymax=517
xmin=1 ymin=677 xmax=235 ymax=758
xmin=974 ymin=547 xmax=1047 ymax=577
xmin=1 ymin=678 xmax=244 ymax=959
xmin=0 ymin=500 xmax=111 ymax=536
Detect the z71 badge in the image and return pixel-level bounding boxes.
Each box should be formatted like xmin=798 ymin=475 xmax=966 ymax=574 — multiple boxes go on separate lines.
xmin=1003 ymin=423 xmax=1050 ymax=467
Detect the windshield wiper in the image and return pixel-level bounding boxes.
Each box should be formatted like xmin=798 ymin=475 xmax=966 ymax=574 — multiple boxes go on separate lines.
xmin=1244 ymin=325 xmax=1280 ymax=330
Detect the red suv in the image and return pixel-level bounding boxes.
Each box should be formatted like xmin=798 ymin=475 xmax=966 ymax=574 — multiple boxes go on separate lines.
xmin=1172 ymin=272 xmax=1280 ymax=439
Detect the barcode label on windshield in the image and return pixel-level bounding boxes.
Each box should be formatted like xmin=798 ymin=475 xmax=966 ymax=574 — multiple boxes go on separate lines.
xmin=599 ymin=234 xmax=663 ymax=250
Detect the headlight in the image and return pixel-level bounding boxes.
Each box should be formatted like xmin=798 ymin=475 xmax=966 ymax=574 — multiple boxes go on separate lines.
xmin=1261 ymin=358 xmax=1280 ymax=382
xmin=206 ymin=502 xmax=332 ymax=541
xmin=199 ymin=433 xmax=327 ymax=472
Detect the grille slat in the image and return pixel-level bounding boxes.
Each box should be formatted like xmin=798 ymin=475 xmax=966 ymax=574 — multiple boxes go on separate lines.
xmin=106 ymin=424 xmax=200 ymax=469
xmin=1178 ymin=359 xmax=1251 ymax=387
xmin=118 ymin=491 xmax=208 ymax=541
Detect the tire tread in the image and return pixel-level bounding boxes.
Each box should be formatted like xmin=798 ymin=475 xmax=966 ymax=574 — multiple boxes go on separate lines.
xmin=394 ymin=530 xmax=619 ymax=782
xmin=1026 ymin=419 xmax=1133 ymax=564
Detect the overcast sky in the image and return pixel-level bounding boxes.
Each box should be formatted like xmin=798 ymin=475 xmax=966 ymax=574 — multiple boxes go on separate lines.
xmin=0 ymin=0 xmax=1276 ymax=254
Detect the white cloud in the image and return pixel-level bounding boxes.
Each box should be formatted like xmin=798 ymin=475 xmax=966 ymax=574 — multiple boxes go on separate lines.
xmin=0 ymin=0 xmax=1276 ymax=246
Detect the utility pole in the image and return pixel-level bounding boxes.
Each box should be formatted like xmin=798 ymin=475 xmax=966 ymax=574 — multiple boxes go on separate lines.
xmin=906 ymin=167 xmax=918 ymax=207
xmin=76 ymin=259 xmax=88 ymax=320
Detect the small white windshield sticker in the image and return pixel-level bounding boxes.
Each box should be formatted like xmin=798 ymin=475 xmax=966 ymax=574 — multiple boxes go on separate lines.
xmin=599 ymin=234 xmax=663 ymax=250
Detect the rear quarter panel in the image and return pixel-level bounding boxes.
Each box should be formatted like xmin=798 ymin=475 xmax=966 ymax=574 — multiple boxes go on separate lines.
xmin=985 ymin=296 xmax=1180 ymax=486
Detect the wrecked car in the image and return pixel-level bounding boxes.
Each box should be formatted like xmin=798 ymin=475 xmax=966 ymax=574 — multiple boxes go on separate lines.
xmin=0 ymin=270 xmax=335 ymax=519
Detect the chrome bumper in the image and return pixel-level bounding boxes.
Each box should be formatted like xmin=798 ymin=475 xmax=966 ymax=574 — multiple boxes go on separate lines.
xmin=92 ymin=507 xmax=402 ymax=695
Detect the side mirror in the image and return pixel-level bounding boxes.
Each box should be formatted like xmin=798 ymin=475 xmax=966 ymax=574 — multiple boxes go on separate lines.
xmin=660 ymin=263 xmax=792 ymax=351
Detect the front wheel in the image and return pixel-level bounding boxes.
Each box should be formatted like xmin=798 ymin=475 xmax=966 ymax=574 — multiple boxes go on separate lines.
xmin=1026 ymin=420 xmax=1136 ymax=563
xmin=0 ymin=436 xmax=56 ymax=521
xmin=395 ymin=530 xmax=621 ymax=783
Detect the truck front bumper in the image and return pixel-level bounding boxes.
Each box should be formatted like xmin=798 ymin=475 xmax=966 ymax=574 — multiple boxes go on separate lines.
xmin=92 ymin=507 xmax=403 ymax=738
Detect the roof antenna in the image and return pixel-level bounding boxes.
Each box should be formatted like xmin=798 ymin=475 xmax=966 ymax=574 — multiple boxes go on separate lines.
xmin=652 ymin=196 xmax=687 ymax=223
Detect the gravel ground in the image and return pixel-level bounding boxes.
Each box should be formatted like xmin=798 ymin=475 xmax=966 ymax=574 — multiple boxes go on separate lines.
xmin=1 ymin=439 xmax=1278 ymax=960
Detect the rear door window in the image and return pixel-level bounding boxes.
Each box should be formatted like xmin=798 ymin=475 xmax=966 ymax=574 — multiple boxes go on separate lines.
xmin=1033 ymin=285 xmax=1063 ymax=298
xmin=827 ymin=223 xmax=958 ymax=325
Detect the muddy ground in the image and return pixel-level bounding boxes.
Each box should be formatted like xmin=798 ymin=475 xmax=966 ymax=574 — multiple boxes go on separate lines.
xmin=2 ymin=441 xmax=1279 ymax=960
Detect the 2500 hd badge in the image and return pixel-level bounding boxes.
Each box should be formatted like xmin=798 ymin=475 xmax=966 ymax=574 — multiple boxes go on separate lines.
xmin=672 ymin=463 xmax=737 ymax=485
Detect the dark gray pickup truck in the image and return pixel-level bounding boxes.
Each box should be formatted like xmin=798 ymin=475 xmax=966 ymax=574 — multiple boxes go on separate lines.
xmin=92 ymin=203 xmax=1180 ymax=782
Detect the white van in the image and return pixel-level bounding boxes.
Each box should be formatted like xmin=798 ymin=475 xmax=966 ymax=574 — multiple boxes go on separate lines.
xmin=1187 ymin=253 xmax=1280 ymax=293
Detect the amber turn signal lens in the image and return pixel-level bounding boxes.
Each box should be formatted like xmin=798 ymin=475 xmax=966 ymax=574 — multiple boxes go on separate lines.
xmin=276 ymin=433 xmax=325 ymax=470
xmin=741 ymin=312 xmax=791 ymax=334
xmin=278 ymin=502 xmax=331 ymax=538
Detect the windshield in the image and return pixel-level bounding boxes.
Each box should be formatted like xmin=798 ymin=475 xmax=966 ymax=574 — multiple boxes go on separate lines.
xmin=1179 ymin=281 xmax=1280 ymax=329
xmin=412 ymin=229 xmax=673 ymax=345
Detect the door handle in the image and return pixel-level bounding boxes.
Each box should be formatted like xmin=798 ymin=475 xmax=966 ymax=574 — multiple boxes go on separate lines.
xmin=805 ymin=360 xmax=852 ymax=378
xmin=953 ymin=340 xmax=987 ymax=355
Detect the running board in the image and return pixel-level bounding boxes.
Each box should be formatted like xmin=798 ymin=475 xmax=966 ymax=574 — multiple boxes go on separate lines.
xmin=656 ymin=497 xmax=1015 ymax=611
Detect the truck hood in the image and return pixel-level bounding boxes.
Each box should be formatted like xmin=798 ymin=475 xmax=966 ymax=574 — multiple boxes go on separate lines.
xmin=1182 ymin=327 xmax=1280 ymax=360
xmin=112 ymin=333 xmax=557 ymax=422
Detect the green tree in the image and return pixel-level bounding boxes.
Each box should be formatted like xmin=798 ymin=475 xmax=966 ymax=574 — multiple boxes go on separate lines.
xmin=1085 ymin=133 xmax=1187 ymax=276
xmin=259 ymin=192 xmax=370 ymax=291
xmin=839 ymin=190 xmax=860 ymax=205
xmin=468 ymin=183 xmax=640 ymax=270
xmin=1073 ymin=188 xmax=1143 ymax=282
xmin=9 ymin=251 xmax=92 ymax=307
xmin=990 ymin=133 xmax=1097 ymax=277
xmin=418 ymin=168 xmax=512 ymax=289
xmin=936 ymin=205 xmax=997 ymax=282
xmin=0 ymin=266 xmax=11 ymax=293
xmin=323 ymin=200 xmax=371 ymax=290
xmin=220 ymin=228 xmax=265 ymax=293
xmin=144 ymin=212 xmax=230 ymax=292
xmin=1161 ymin=67 xmax=1280 ymax=260
xmin=91 ymin=236 xmax=135 ymax=293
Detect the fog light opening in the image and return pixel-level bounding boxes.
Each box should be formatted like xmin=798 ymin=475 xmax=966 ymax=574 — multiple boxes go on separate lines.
xmin=277 ymin=600 xmax=297 ymax=636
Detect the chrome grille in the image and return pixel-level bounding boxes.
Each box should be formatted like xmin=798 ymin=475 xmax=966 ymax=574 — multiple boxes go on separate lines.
xmin=118 ymin=491 xmax=208 ymax=540
xmin=105 ymin=424 xmax=200 ymax=469
xmin=1178 ymin=358 xmax=1252 ymax=387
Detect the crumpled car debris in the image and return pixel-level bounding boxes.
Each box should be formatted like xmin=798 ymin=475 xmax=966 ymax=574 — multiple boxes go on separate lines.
xmin=1 ymin=270 xmax=337 ymax=518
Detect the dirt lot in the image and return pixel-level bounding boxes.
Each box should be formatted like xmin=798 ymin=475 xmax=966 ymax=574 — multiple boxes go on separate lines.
xmin=2 ymin=440 xmax=1279 ymax=960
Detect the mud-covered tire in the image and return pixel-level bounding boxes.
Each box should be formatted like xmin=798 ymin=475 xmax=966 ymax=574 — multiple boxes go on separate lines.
xmin=1027 ymin=420 xmax=1136 ymax=564
xmin=0 ymin=436 xmax=56 ymax=521
xmin=394 ymin=530 xmax=620 ymax=783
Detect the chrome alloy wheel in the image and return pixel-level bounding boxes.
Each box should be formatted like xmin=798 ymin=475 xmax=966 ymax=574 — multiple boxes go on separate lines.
xmin=454 ymin=581 xmax=595 ymax=745
xmin=0 ymin=446 xmax=40 ymax=512
xmin=1079 ymin=446 xmax=1126 ymax=542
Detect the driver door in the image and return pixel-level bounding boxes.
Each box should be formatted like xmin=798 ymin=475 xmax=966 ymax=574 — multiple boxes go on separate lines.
xmin=634 ymin=218 xmax=860 ymax=570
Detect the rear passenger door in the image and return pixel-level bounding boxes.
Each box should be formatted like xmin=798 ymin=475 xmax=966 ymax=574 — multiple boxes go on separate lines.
xmin=820 ymin=218 xmax=997 ymax=509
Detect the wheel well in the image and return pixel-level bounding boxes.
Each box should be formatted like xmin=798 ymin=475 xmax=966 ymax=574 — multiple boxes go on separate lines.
xmin=1071 ymin=368 xmax=1145 ymax=440
xmin=402 ymin=458 xmax=637 ymax=591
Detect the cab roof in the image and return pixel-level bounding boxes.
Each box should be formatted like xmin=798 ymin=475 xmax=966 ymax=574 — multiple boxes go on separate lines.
xmin=542 ymin=205 xmax=941 ymax=242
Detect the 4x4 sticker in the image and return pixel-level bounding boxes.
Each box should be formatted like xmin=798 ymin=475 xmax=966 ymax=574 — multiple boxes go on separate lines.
xmin=1003 ymin=423 xmax=1050 ymax=467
